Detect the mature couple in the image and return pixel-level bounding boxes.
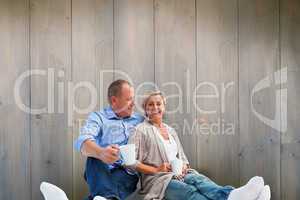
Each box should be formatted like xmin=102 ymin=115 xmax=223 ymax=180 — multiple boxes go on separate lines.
xmin=74 ymin=80 xmax=271 ymax=200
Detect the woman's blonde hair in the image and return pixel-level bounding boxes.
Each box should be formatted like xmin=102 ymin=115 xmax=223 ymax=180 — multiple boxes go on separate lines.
xmin=142 ymin=91 xmax=166 ymax=115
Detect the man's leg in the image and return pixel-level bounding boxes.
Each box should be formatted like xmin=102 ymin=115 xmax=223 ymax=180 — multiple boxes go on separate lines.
xmin=164 ymin=179 xmax=209 ymax=200
xmin=111 ymin=168 xmax=138 ymax=200
xmin=184 ymin=172 xmax=234 ymax=200
xmin=85 ymin=157 xmax=120 ymax=199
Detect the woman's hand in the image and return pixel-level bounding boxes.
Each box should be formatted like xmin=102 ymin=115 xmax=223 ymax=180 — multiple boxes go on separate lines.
xmin=157 ymin=163 xmax=171 ymax=173
xmin=173 ymin=164 xmax=189 ymax=180
xmin=182 ymin=164 xmax=189 ymax=175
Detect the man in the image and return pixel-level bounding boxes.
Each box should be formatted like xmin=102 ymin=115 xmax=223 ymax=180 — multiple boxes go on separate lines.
xmin=74 ymin=80 xmax=144 ymax=200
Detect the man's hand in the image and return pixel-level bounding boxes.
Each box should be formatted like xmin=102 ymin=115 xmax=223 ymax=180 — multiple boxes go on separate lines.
xmin=156 ymin=163 xmax=171 ymax=173
xmin=98 ymin=144 xmax=120 ymax=164
xmin=81 ymin=140 xmax=120 ymax=164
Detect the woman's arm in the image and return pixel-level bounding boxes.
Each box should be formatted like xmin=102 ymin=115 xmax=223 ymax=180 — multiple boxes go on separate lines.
xmin=136 ymin=162 xmax=171 ymax=175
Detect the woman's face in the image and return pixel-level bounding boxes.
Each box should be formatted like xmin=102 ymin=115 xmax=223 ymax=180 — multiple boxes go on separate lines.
xmin=145 ymin=95 xmax=165 ymax=122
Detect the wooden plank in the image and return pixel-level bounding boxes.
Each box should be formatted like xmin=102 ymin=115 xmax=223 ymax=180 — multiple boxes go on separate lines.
xmin=280 ymin=0 xmax=300 ymax=199
xmin=114 ymin=0 xmax=155 ymax=111
xmin=72 ymin=0 xmax=114 ymax=199
xmin=30 ymin=0 xmax=73 ymax=199
xmin=0 ymin=0 xmax=30 ymax=199
xmin=239 ymin=0 xmax=280 ymax=198
xmin=155 ymin=0 xmax=197 ymax=168
xmin=196 ymin=0 xmax=239 ymax=186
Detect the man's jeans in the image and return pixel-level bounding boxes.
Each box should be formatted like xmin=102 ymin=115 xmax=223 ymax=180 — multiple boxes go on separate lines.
xmin=84 ymin=157 xmax=138 ymax=200
xmin=165 ymin=172 xmax=234 ymax=200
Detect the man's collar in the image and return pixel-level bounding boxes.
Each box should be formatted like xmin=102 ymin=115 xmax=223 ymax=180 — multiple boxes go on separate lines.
xmin=105 ymin=106 xmax=140 ymax=119
xmin=105 ymin=106 xmax=119 ymax=119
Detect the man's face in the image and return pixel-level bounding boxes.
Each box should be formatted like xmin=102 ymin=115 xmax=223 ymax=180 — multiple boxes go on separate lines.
xmin=111 ymin=84 xmax=135 ymax=118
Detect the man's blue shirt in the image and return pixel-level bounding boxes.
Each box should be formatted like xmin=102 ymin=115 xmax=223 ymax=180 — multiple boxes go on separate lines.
xmin=74 ymin=106 xmax=144 ymax=169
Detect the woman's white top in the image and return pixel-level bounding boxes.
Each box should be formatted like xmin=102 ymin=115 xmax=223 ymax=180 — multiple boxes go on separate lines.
xmin=156 ymin=127 xmax=178 ymax=162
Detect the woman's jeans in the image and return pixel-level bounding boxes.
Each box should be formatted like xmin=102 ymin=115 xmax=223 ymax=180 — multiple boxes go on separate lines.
xmin=165 ymin=172 xmax=234 ymax=200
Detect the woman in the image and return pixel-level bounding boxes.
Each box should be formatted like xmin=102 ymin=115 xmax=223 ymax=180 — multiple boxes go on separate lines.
xmin=127 ymin=91 xmax=271 ymax=200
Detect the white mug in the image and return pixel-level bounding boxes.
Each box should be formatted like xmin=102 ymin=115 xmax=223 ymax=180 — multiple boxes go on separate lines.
xmin=119 ymin=144 xmax=136 ymax=166
xmin=171 ymin=158 xmax=183 ymax=175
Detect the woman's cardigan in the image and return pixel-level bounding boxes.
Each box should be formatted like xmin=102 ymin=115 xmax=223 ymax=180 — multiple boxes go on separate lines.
xmin=127 ymin=120 xmax=189 ymax=200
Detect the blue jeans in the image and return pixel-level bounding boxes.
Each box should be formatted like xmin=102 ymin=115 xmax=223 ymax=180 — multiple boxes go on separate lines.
xmin=84 ymin=157 xmax=138 ymax=200
xmin=165 ymin=172 xmax=234 ymax=200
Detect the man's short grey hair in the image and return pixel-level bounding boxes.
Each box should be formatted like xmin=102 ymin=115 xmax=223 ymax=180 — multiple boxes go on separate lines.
xmin=107 ymin=79 xmax=131 ymax=104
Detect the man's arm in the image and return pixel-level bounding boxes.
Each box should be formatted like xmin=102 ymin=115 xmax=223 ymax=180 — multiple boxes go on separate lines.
xmin=81 ymin=139 xmax=120 ymax=164
xmin=74 ymin=112 xmax=120 ymax=164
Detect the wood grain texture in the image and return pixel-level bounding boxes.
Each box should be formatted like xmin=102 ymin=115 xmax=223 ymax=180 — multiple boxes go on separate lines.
xmin=196 ymin=0 xmax=239 ymax=186
xmin=155 ymin=0 xmax=197 ymax=168
xmin=239 ymin=0 xmax=281 ymax=198
xmin=0 ymin=0 xmax=30 ymax=199
xmin=30 ymin=0 xmax=73 ymax=199
xmin=114 ymin=0 xmax=155 ymax=110
xmin=72 ymin=0 xmax=114 ymax=199
xmin=1 ymin=1 xmax=300 ymax=199
xmin=281 ymin=0 xmax=300 ymax=199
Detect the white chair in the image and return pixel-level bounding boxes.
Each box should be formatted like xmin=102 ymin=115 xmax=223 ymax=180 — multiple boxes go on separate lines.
xmin=40 ymin=181 xmax=107 ymax=200
xmin=40 ymin=182 xmax=69 ymax=200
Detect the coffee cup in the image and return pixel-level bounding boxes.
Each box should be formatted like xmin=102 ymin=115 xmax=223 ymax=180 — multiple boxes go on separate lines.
xmin=171 ymin=158 xmax=183 ymax=175
xmin=119 ymin=144 xmax=136 ymax=166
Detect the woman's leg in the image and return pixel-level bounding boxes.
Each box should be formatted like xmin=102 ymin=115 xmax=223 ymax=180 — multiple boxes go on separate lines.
xmin=184 ymin=173 xmax=233 ymax=200
xmin=164 ymin=179 xmax=209 ymax=200
xmin=184 ymin=172 xmax=265 ymax=200
xmin=227 ymin=177 xmax=265 ymax=200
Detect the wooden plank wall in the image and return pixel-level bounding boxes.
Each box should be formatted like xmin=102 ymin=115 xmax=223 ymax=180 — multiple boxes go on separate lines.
xmin=0 ymin=0 xmax=30 ymax=199
xmin=196 ymin=0 xmax=239 ymax=186
xmin=30 ymin=0 xmax=73 ymax=199
xmin=281 ymin=0 xmax=300 ymax=199
xmin=239 ymin=0 xmax=281 ymax=199
xmin=114 ymin=0 xmax=155 ymax=105
xmin=0 ymin=0 xmax=299 ymax=200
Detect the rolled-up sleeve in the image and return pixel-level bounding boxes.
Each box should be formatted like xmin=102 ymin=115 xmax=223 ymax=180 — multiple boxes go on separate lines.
xmin=74 ymin=112 xmax=103 ymax=152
